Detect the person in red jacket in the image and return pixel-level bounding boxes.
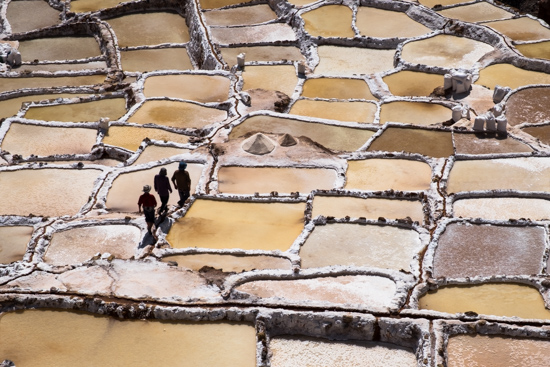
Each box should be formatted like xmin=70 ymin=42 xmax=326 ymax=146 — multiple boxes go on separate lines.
xmin=138 ymin=185 xmax=157 ymax=235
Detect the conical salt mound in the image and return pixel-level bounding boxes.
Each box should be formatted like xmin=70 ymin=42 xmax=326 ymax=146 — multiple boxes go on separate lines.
xmin=242 ymin=133 xmax=276 ymax=155
xmin=279 ymin=133 xmax=297 ymax=147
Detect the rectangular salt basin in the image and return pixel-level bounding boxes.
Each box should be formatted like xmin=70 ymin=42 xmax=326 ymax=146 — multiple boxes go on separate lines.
xmin=162 ymin=253 xmax=291 ymax=272
xmin=102 ymin=126 xmax=191 ymax=151
xmin=70 ymin=0 xmax=127 ymax=13
xmin=315 ymin=46 xmax=396 ymax=77
xmin=242 ymin=65 xmax=298 ymax=97
xmin=210 ymin=23 xmax=297 ymax=44
xmin=143 ymin=74 xmax=231 ymax=102
xmin=367 ymin=127 xmax=454 ymax=158
xmin=220 ymin=46 xmax=304 ymax=67
xmin=289 ymin=100 xmax=377 ymax=123
xmin=345 ymin=159 xmax=432 ymax=191
xmin=0 ymin=226 xmax=33 ymax=263
xmin=0 ymin=93 xmax=92 ymax=120
xmin=356 ymin=7 xmax=430 ymax=38
xmin=18 ymin=37 xmax=101 ymax=62
xmin=120 ymin=48 xmax=193 ymax=72
xmin=302 ymin=77 xmax=376 ymax=100
xmin=453 ymin=197 xmax=550 ymax=220
xmin=6 ymin=0 xmax=60 ymax=34
xmin=131 ymin=145 xmax=191 ymax=166
xmin=0 ymin=75 xmax=106 ymax=94
xmin=203 ymin=4 xmax=277 ymax=26
xmin=302 ymin=5 xmax=354 ymax=38
xmin=379 ymin=102 xmax=452 ymax=127
xmin=383 ymin=71 xmax=444 ymax=97
xmin=0 ymin=309 xmax=256 ymax=367
xmin=166 ymin=199 xmax=305 ymax=251
xmin=217 ymin=166 xmax=337 ymax=194
xmin=24 ymin=98 xmax=127 ymax=122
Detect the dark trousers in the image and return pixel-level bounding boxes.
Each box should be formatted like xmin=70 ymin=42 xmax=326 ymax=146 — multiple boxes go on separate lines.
xmin=159 ymin=195 xmax=169 ymax=210
xmin=177 ymin=190 xmax=190 ymax=206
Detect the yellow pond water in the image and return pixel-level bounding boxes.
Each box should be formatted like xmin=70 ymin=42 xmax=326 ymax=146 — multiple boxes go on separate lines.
xmin=270 ymin=337 xmax=417 ymax=367
xmin=7 ymin=0 xmax=60 ymax=33
xmin=290 ymin=100 xmax=377 ymax=123
xmin=301 ymin=5 xmax=354 ymax=38
xmin=210 ymin=23 xmax=296 ymax=44
xmin=0 ymin=309 xmax=256 ymax=367
xmin=220 ymin=46 xmax=304 ymax=67
xmin=300 ymin=223 xmax=421 ymax=271
xmin=0 ymin=75 xmax=106 ymax=94
xmin=24 ymin=98 xmax=126 ymax=122
xmin=516 ymin=41 xmax=550 ymax=60
xmin=312 ymin=196 xmax=424 ymax=222
xmin=383 ymin=71 xmax=443 ymax=97
xmin=447 ymin=157 xmax=550 ymax=193
xmin=18 ymin=37 xmax=101 ymax=62
xmin=44 ymin=225 xmax=141 ymax=266
xmin=419 ymin=283 xmax=550 ymax=319
xmin=439 ymin=2 xmax=512 ymax=23
xmin=167 ymin=199 xmax=305 ymax=251
xmin=128 ymin=100 xmax=227 ymax=129
xmin=217 ymin=166 xmax=336 ymax=194
xmin=368 ymin=127 xmax=454 ymax=158
xmin=447 ymin=334 xmax=550 ymax=367
xmin=1 ymin=123 xmax=98 ymax=158
xmin=483 ymin=17 xmax=550 ymax=42
xmin=401 ymin=34 xmax=494 ymax=69
xmin=301 ymin=78 xmax=376 ymax=100
xmin=203 ymin=4 xmax=276 ymax=26
xmin=70 ymin=0 xmax=126 ymax=12
xmin=102 ymin=126 xmax=190 ymax=151
xmin=162 ymin=253 xmax=291 ymax=272
xmin=315 ymin=46 xmax=396 ymax=77
xmin=379 ymin=101 xmax=451 ymax=126
xmin=106 ymin=163 xmax=203 ymax=212
xmin=476 ymin=63 xmax=550 ymax=89
xmin=0 ymin=226 xmax=33 ymax=264
xmin=132 ymin=145 xmax=191 ymax=166
xmin=0 ymin=168 xmax=100 ymax=217
xmin=0 ymin=93 xmax=91 ymax=119
xmin=144 ymin=74 xmax=231 ymax=102
xmin=120 ymin=48 xmax=193 ymax=72
xmin=242 ymin=65 xmax=297 ymax=97
xmin=356 ymin=7 xmax=431 ymax=38
xmin=345 ymin=159 xmax=432 ymax=191
xmin=229 ymin=115 xmax=375 ymax=152
xmin=200 ymin=0 xmax=253 ymax=10
xmin=453 ymin=197 xmax=550 ymax=220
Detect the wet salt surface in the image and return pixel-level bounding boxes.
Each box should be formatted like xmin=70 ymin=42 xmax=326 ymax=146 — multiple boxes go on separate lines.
xmin=345 ymin=159 xmax=432 ymax=191
xmin=289 ymin=100 xmax=377 ymax=123
xmin=102 ymin=126 xmax=191 ymax=151
xmin=453 ymin=197 xmax=550 ymax=220
xmin=0 ymin=226 xmax=33 ymax=264
xmin=0 ymin=93 xmax=93 ymax=120
xmin=506 ymin=87 xmax=550 ymax=126
xmin=368 ymin=127 xmax=454 ymax=158
xmin=220 ymin=46 xmax=304 ymax=66
xmin=301 ymin=5 xmax=354 ymax=38
xmin=382 ymin=71 xmax=444 ymax=97
xmin=210 ymin=23 xmax=297 ymax=44
xmin=143 ymin=74 xmax=231 ymax=102
xmin=483 ymin=17 xmax=550 ymax=42
xmin=453 ymin=133 xmax=533 ymax=155
xmin=24 ymin=98 xmax=127 ymax=122
xmin=120 ymin=48 xmax=194 ymax=72
xmin=522 ymin=124 xmax=550 ymax=145
xmin=0 ymin=75 xmax=106 ymax=94
xmin=6 ymin=0 xmax=60 ymax=33
xmin=242 ymin=65 xmax=298 ymax=97
xmin=379 ymin=101 xmax=451 ymax=127
xmin=18 ymin=37 xmax=101 ymax=62
xmin=315 ymin=46 xmax=396 ymax=77
xmin=202 ymin=4 xmax=277 ymax=26
xmin=437 ymin=2 xmax=513 ymax=23
xmin=356 ymin=7 xmax=431 ymax=38
xmin=162 ymin=253 xmax=291 ymax=272
xmin=476 ymin=64 xmax=550 ymax=89
xmin=131 ymin=145 xmax=191 ymax=166
xmin=301 ymin=78 xmax=376 ymax=100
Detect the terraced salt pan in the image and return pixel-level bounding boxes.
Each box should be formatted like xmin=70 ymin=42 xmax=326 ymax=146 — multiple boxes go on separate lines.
xmin=131 ymin=145 xmax=191 ymax=165
xmin=290 ymin=100 xmax=377 ymax=123
xmin=18 ymin=37 xmax=101 ymax=62
xmin=69 ymin=0 xmax=127 ymax=13
xmin=401 ymin=34 xmax=494 ymax=69
xmin=143 ymin=74 xmax=231 ymax=102
xmin=167 ymin=200 xmax=305 ymax=251
xmin=522 ymin=125 xmax=550 ymax=145
xmin=6 ymin=0 xmax=60 ymax=33
xmin=102 ymin=126 xmax=191 ymax=151
xmin=120 ymin=48 xmax=193 ymax=72
xmin=237 ymin=275 xmax=396 ymax=308
xmin=199 ymin=0 xmax=254 ymax=10
xmin=229 ymin=115 xmax=375 ymax=152
xmin=437 ymin=2 xmax=513 ymax=23
xmin=1 ymin=123 xmax=98 ymax=158
xmin=301 ymin=5 xmax=354 ymax=38
xmin=515 ymin=41 xmax=550 ymax=60
xmin=312 ymin=196 xmax=424 ymax=222
xmin=106 ymin=12 xmax=190 ymax=47
xmin=242 ymin=65 xmax=298 ymax=97
xmin=447 ymin=334 xmax=550 ymax=367
xmin=202 ymin=4 xmax=276 ymax=26
xmin=315 ymin=46 xmax=396 ymax=77
xmin=368 ymin=127 xmax=454 ymax=158
xmin=19 ymin=61 xmax=108 ymax=72
xmin=447 ymin=157 xmax=550 ymax=193
xmin=346 ymin=159 xmax=432 ymax=191
xmin=301 ymin=78 xmax=376 ymax=100
xmin=210 ymin=23 xmax=297 ymax=44
xmin=0 ymin=226 xmax=33 ymax=264
xmin=269 ymin=337 xmax=417 ymax=367
xmin=0 ymin=168 xmax=100 ymax=217
xmin=418 ymin=0 xmax=464 ymax=7
xmin=300 ymin=223 xmax=421 ymax=271
xmin=286 ymin=0 xmax=316 ymax=6
xmin=483 ymin=17 xmax=550 ymax=42
xmin=383 ymin=71 xmax=444 ymax=97
xmin=379 ymin=101 xmax=451 ymax=127
xmin=0 ymin=93 xmax=92 ymax=119
xmin=217 ymin=166 xmax=337 ymax=194
xmin=0 ymin=310 xmax=256 ymax=367
xmin=453 ymin=133 xmax=533 ymax=154
xmin=24 ymin=98 xmax=127 ymax=122
xmin=453 ymin=197 xmax=550 ymax=220
xmin=476 ymin=64 xmax=550 ymax=89
xmin=506 ymin=87 xmax=550 ymax=126
xmin=432 ymin=223 xmax=546 ymax=278
xmin=106 ymin=163 xmax=204 ymax=212
xmin=220 ymin=46 xmax=304 ymax=67
xmin=44 ymin=225 xmax=141 ymax=266
xmin=162 ymin=253 xmax=291 ymax=272
xmin=419 ymin=283 xmax=550 ymax=319
xmin=356 ymin=7 xmax=431 ymax=38
xmin=0 ymin=75 xmax=106 ymax=94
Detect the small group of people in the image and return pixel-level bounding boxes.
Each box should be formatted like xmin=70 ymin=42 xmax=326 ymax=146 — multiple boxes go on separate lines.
xmin=138 ymin=161 xmax=191 ymax=235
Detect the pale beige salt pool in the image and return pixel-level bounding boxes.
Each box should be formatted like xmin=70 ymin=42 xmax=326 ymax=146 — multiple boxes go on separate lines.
xmin=24 ymin=98 xmax=126 ymax=122
xmin=367 ymin=127 xmax=454 ymax=158
xmin=44 ymin=225 xmax=141 ymax=266
xmin=301 ymin=5 xmax=354 ymax=38
xmin=0 ymin=226 xmax=33 ymax=263
xmin=131 ymin=145 xmax=191 ymax=166
xmin=301 ymin=78 xmax=376 ymax=100
xmin=0 ymin=93 xmax=92 ymax=119
xmin=229 ymin=115 xmax=375 ymax=152
xmin=382 ymin=71 xmax=444 ymax=97
xmin=476 ymin=63 xmax=550 ymax=89
xmin=70 ymin=0 xmax=127 ymax=13
xmin=401 ymin=34 xmax=494 ymax=69
xmin=210 ymin=23 xmax=296 ymax=44
xmin=102 ymin=126 xmax=190 ymax=151
xmin=437 ymin=2 xmax=513 ymax=23
xmin=143 ymin=74 xmax=231 ymax=102
xmin=0 ymin=75 xmax=106 ymax=94
xmin=345 ymin=159 xmax=432 ymax=191
xmin=289 ymin=100 xmax=377 ymax=123
xmin=483 ymin=17 xmax=550 ymax=42
xmin=270 ymin=336 xmax=417 ymax=367
xmin=515 ymin=41 xmax=550 ymax=60
xmin=120 ymin=48 xmax=193 ymax=72
xmin=220 ymin=46 xmax=304 ymax=67
xmin=356 ymin=7 xmax=431 ymax=38
xmin=1 ymin=123 xmax=98 ymax=158
xmin=6 ymin=0 xmax=60 ymax=33
xmin=217 ymin=166 xmax=337 ymax=194
xmin=453 ymin=197 xmax=550 ymax=220
xmin=162 ymin=253 xmax=291 ymax=272
xmin=166 ymin=199 xmax=305 ymax=251
xmin=0 ymin=168 xmax=101 ymax=217
xmin=203 ymin=4 xmax=276 ymax=26
xmin=242 ymin=65 xmax=298 ymax=97
xmin=107 ymin=12 xmax=190 ymax=47
xmin=447 ymin=157 xmax=550 ymax=193
xmin=128 ymin=100 xmax=227 ymax=129
xmin=18 ymin=37 xmax=101 ymax=62
xmin=300 ymin=223 xmax=421 ymax=271
xmin=312 ymin=196 xmax=424 ymax=222
xmin=418 ymin=283 xmax=550 ymax=319
xmin=379 ymin=101 xmax=451 ymax=126
xmin=0 ymin=309 xmax=256 ymax=367
xmin=106 ymin=163 xmax=204 ymax=212
xmin=315 ymin=46 xmax=396 ymax=77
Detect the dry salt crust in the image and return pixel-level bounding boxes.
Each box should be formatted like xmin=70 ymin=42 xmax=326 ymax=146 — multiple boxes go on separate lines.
xmin=1 ymin=0 xmax=550 ymax=365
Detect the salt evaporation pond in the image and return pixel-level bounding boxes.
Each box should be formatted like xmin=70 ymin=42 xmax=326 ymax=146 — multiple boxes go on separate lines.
xmin=437 ymin=2 xmax=512 ymax=23
xmin=24 ymin=98 xmax=127 ymax=122
xmin=382 ymin=71 xmax=444 ymax=97
xmin=0 ymin=93 xmax=92 ymax=119
xmin=220 ymin=46 xmax=304 ymax=66
xmin=379 ymin=101 xmax=451 ymax=126
xmin=368 ymin=127 xmax=454 ymax=158
xmin=6 ymin=0 xmax=60 ymax=33
xmin=143 ymin=74 xmax=231 ymax=102
xmin=418 ymin=0 xmax=464 ymax=7
xmin=506 ymin=87 xmax=550 ymax=126
xmin=162 ymin=253 xmax=291 ymax=272
xmin=0 ymin=309 xmax=256 ymax=367
xmin=453 ymin=198 xmax=550 ymax=220
xmin=301 ymin=5 xmax=354 ymax=38
xmin=453 ymin=133 xmax=532 ymax=155
xmin=210 ymin=23 xmax=296 ymax=44
xmin=522 ymin=125 xmax=550 ymax=145
xmin=242 ymin=65 xmax=298 ymax=97
xmin=102 ymin=126 xmax=190 ymax=151
xmin=483 ymin=17 xmax=550 ymax=42
xmin=18 ymin=37 xmax=101 ymax=62
xmin=301 ymin=78 xmax=376 ymax=100
xmin=315 ymin=46 xmax=396 ymax=77
xmin=356 ymin=7 xmax=431 ymax=38
xmin=289 ymin=100 xmax=377 ymax=123
xmin=131 ymin=145 xmax=191 ymax=166
xmin=515 ymin=41 xmax=550 ymax=60
xmin=203 ymin=4 xmax=276 ymax=26
xmin=199 ymin=0 xmax=254 ymax=9
xmin=476 ymin=64 xmax=550 ymax=89
xmin=345 ymin=159 xmax=432 ymax=191
xmin=0 ymin=226 xmax=33 ymax=264
xmin=69 ymin=0 xmax=127 ymax=13
xmin=120 ymin=48 xmax=194 ymax=72
xmin=0 ymin=75 xmax=106 ymax=94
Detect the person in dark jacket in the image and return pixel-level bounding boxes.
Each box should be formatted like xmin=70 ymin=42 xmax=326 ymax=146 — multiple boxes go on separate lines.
xmin=171 ymin=161 xmax=191 ymax=207
xmin=138 ymin=185 xmax=157 ymax=235
xmin=154 ymin=167 xmax=172 ymax=213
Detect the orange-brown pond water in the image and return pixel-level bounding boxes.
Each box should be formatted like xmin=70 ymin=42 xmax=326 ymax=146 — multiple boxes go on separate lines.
xmin=242 ymin=65 xmax=298 ymax=97
xmin=382 ymin=71 xmax=443 ymax=97
xmin=476 ymin=64 xmax=550 ymax=89
xmin=368 ymin=127 xmax=454 ymax=158
xmin=515 ymin=41 xmax=550 ymax=60
xmin=483 ymin=17 xmax=550 ymax=42
xmin=379 ymin=101 xmax=451 ymax=126
xmin=0 ymin=75 xmax=106 ymax=94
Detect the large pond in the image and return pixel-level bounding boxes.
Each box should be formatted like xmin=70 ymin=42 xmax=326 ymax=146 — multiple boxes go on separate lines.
xmin=453 ymin=197 xmax=550 ymax=220
xmin=356 ymin=7 xmax=431 ymax=38
xmin=368 ymin=127 xmax=454 ymax=158
xmin=345 ymin=159 xmax=432 ymax=191
xmin=301 ymin=5 xmax=354 ymax=38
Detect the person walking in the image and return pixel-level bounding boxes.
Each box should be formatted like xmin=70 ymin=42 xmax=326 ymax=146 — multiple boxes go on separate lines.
xmin=171 ymin=161 xmax=191 ymax=207
xmin=138 ymin=185 xmax=157 ymax=235
xmin=154 ymin=167 xmax=172 ymax=213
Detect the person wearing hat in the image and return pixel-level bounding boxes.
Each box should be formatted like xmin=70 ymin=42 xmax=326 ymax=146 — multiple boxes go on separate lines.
xmin=171 ymin=161 xmax=191 ymax=207
xmin=138 ymin=185 xmax=157 ymax=235
xmin=154 ymin=167 xmax=172 ymax=213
